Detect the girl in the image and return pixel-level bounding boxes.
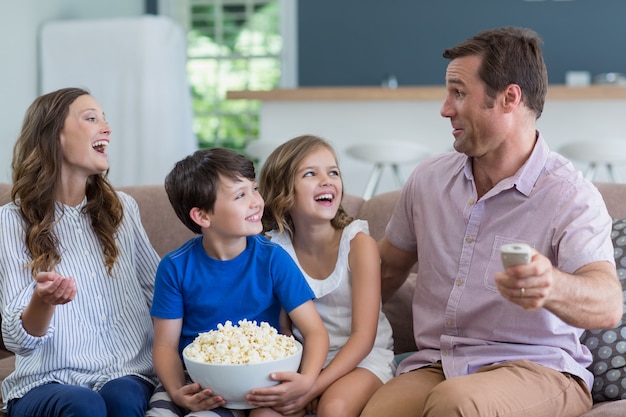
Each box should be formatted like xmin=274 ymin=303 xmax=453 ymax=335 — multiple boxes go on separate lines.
xmin=258 ymin=135 xmax=395 ymax=417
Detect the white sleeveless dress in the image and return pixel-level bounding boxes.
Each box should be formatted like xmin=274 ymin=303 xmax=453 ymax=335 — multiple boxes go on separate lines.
xmin=268 ymin=219 xmax=396 ymax=383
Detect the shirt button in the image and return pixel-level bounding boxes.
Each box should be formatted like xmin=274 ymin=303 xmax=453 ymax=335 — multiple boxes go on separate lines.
xmin=76 ymin=229 xmax=82 ymax=235
xmin=446 ymin=320 xmax=454 ymax=326
xmin=442 ymin=350 xmax=449 ymax=357
xmin=465 ymin=236 xmax=473 ymax=243
xmin=456 ymin=279 xmax=463 ymax=287
xmin=468 ymin=198 xmax=475 ymax=205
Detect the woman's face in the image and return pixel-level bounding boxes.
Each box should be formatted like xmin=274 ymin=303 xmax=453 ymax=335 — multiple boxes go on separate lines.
xmin=59 ymin=94 xmax=111 ymax=181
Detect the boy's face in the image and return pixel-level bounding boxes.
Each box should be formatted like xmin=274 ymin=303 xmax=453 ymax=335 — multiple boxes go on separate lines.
xmin=208 ymin=174 xmax=264 ymax=238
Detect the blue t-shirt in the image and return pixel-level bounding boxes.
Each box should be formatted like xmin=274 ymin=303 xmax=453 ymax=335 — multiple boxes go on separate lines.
xmin=151 ymin=234 xmax=315 ymax=354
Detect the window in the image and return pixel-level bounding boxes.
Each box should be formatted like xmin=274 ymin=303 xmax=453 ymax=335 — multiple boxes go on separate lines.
xmin=157 ymin=0 xmax=283 ymax=151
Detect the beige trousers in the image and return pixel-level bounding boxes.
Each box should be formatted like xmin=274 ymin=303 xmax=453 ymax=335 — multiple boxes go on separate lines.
xmin=360 ymin=360 xmax=592 ymax=417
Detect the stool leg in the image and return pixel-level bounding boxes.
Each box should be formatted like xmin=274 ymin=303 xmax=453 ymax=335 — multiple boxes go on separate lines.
xmin=607 ymin=164 xmax=620 ymax=183
xmin=391 ymin=164 xmax=405 ymax=188
xmin=363 ymin=163 xmax=384 ymax=200
xmin=584 ymin=163 xmax=598 ymax=181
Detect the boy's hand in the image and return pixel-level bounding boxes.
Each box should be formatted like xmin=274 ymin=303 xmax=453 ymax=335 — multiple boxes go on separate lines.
xmin=172 ymin=382 xmax=226 ymax=412
xmin=245 ymin=371 xmax=313 ymax=413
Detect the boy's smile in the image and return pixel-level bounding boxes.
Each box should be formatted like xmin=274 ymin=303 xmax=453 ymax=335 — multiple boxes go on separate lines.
xmin=201 ymin=175 xmax=264 ymax=260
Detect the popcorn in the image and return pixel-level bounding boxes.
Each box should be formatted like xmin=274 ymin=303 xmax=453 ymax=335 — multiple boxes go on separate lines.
xmin=185 ymin=319 xmax=299 ymax=365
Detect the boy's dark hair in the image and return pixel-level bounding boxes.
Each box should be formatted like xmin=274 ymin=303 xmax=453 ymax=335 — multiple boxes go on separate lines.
xmin=165 ymin=148 xmax=256 ymax=234
xmin=443 ymin=26 xmax=547 ymax=119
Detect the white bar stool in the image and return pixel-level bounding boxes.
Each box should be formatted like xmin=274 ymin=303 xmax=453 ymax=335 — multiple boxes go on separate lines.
xmin=345 ymin=141 xmax=432 ymax=199
xmin=558 ymin=139 xmax=626 ymax=182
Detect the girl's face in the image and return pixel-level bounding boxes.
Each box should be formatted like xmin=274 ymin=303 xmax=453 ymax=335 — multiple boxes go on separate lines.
xmin=292 ymin=146 xmax=342 ymax=222
xmin=59 ymin=94 xmax=111 ymax=181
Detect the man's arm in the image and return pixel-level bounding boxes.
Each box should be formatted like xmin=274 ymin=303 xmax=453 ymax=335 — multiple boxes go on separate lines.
xmin=496 ymin=254 xmax=622 ymax=329
xmin=379 ymin=236 xmax=418 ymax=303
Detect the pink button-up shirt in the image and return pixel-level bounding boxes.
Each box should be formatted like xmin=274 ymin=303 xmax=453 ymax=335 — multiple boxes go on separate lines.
xmin=387 ymin=135 xmax=614 ymax=389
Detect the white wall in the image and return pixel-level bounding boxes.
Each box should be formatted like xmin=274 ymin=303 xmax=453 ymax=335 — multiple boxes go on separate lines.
xmin=256 ymin=98 xmax=626 ymax=198
xmin=0 ymin=0 xmax=144 ymax=184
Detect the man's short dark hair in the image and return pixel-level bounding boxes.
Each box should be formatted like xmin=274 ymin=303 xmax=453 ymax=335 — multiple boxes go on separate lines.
xmin=443 ymin=26 xmax=548 ymax=119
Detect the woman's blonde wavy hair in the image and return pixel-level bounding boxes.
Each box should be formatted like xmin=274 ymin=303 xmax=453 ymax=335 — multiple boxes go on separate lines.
xmin=259 ymin=135 xmax=352 ymax=239
xmin=11 ymin=87 xmax=123 ymax=278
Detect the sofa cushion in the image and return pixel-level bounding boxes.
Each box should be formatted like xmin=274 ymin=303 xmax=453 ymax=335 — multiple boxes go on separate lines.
xmin=382 ymin=273 xmax=417 ymax=354
xmin=580 ymin=218 xmax=626 ymax=403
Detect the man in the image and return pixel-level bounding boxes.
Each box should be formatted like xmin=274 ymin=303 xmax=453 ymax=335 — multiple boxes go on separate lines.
xmin=360 ymin=27 xmax=623 ymax=417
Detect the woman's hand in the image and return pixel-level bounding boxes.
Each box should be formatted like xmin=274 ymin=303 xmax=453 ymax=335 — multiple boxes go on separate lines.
xmin=34 ymin=271 xmax=76 ymax=305
xmin=21 ymin=271 xmax=77 ymax=336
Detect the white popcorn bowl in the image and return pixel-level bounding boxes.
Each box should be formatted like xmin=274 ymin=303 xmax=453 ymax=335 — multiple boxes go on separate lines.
xmin=182 ymin=340 xmax=303 ymax=409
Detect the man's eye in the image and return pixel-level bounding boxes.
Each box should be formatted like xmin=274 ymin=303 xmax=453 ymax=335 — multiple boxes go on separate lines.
xmin=330 ymin=170 xmax=340 ymax=176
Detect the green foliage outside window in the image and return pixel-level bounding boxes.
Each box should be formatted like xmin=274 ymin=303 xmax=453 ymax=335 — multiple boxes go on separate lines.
xmin=187 ymin=1 xmax=281 ymax=152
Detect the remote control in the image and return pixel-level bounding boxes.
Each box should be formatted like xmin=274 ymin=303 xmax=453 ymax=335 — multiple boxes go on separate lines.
xmin=500 ymin=243 xmax=532 ymax=269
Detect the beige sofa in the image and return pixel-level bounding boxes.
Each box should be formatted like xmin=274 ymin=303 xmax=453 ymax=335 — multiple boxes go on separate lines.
xmin=1 ymin=182 xmax=626 ymax=416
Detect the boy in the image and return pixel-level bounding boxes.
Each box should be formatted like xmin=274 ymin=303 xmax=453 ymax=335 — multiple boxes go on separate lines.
xmin=146 ymin=148 xmax=329 ymax=417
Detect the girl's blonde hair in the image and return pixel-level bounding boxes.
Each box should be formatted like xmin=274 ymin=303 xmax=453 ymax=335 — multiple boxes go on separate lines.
xmin=259 ymin=135 xmax=352 ymax=239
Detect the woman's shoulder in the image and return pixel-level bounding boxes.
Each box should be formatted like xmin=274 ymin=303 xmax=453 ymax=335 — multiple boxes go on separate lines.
xmin=0 ymin=200 xmax=19 ymax=210
xmin=115 ymin=190 xmax=138 ymax=206
xmin=114 ymin=190 xmax=142 ymax=217
xmin=0 ymin=201 xmax=21 ymax=220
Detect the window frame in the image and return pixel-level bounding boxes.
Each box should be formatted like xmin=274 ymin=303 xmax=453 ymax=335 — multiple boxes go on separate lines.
xmin=156 ymin=0 xmax=296 ymax=149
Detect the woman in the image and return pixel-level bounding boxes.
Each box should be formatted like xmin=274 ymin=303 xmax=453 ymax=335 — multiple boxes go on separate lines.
xmin=0 ymin=87 xmax=160 ymax=417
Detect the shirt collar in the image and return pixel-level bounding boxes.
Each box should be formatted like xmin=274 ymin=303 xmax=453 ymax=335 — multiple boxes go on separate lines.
xmin=55 ymin=196 xmax=88 ymax=216
xmin=514 ymin=132 xmax=549 ymax=196
xmin=461 ymin=131 xmax=549 ymax=197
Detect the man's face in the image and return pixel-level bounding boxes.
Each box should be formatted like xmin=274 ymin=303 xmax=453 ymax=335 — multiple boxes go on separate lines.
xmin=440 ymin=55 xmax=504 ymax=158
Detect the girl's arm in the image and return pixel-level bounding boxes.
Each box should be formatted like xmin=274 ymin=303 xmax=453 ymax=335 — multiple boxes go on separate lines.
xmin=289 ymin=300 xmax=329 ymax=388
xmin=304 ymin=232 xmax=381 ymax=400
xmin=245 ymin=300 xmax=328 ymax=411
